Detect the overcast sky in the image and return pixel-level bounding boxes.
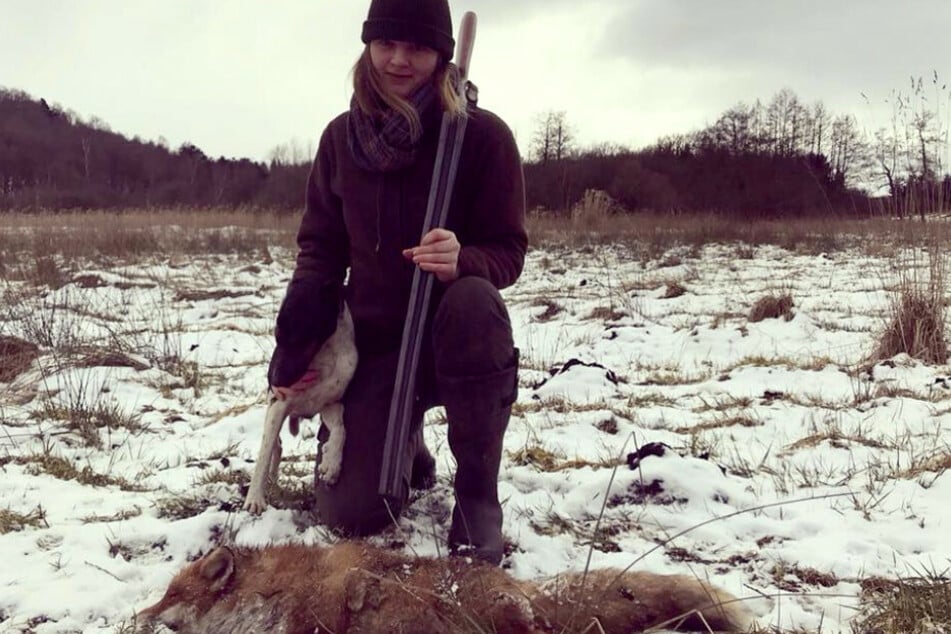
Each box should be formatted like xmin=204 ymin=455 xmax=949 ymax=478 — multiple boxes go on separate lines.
xmin=2 ymin=1 xmax=949 ymax=163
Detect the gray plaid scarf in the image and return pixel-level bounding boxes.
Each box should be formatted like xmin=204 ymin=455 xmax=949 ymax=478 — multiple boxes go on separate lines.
xmin=347 ymin=83 xmax=438 ymax=172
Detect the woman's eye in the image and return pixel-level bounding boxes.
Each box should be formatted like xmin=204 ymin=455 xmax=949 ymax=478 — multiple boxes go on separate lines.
xmin=410 ymin=43 xmax=434 ymax=55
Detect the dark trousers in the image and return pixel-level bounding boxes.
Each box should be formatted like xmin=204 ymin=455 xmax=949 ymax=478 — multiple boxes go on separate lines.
xmin=313 ymin=277 xmax=517 ymax=542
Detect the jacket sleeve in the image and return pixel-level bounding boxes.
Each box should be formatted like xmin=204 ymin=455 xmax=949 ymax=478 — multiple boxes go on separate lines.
xmin=269 ymin=124 xmax=350 ymax=387
xmin=455 ymin=113 xmax=527 ymax=290
xmin=292 ymin=123 xmax=350 ymax=288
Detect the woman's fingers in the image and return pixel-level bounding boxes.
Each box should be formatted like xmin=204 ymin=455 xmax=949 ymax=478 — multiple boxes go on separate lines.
xmin=403 ymin=228 xmax=460 ymax=282
xmin=420 ymin=227 xmax=454 ymax=246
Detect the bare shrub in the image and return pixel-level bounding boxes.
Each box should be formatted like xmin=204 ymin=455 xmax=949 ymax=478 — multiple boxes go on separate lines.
xmin=0 ymin=335 xmax=40 ymax=382
xmin=874 ymin=246 xmax=948 ymax=364
xmin=570 ymin=189 xmax=620 ymax=233
xmin=748 ymin=293 xmax=795 ymax=322
xmin=854 ymin=569 xmax=951 ymax=634
xmin=1 ymin=286 xmax=88 ymax=352
xmin=662 ymin=282 xmax=686 ymax=298
xmin=31 ymin=255 xmax=68 ymax=289
xmin=875 ymin=293 xmax=947 ymax=363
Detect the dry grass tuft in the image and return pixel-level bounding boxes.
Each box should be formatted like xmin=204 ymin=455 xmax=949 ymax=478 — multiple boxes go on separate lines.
xmin=570 ymin=189 xmax=621 ymax=233
xmin=155 ymin=465 xmax=313 ymax=520
xmin=785 ymin=431 xmax=889 ymax=453
xmin=0 ymin=335 xmax=40 ymax=382
xmin=662 ymin=282 xmax=687 ymax=298
xmin=13 ymin=453 xmax=147 ymax=491
xmin=31 ymin=255 xmax=68 ymax=288
xmin=770 ymin=560 xmax=839 ymax=592
xmin=854 ymin=569 xmax=951 ymax=634
xmin=873 ymin=248 xmax=947 ymax=364
xmin=874 ymin=293 xmax=947 ymax=363
xmin=531 ymin=298 xmax=563 ymax=322
xmin=508 ymin=445 xmax=563 ymax=471
xmin=80 ymin=507 xmax=143 ymax=524
xmin=588 ymin=306 xmax=626 ymax=321
xmin=675 ymin=414 xmax=761 ymax=434
xmin=894 ymin=449 xmax=951 ymax=479
xmin=268 ymin=476 xmax=315 ymax=512
xmin=154 ymin=493 xmax=219 ymax=521
xmin=507 ymin=444 xmax=619 ymax=472
xmin=0 ymin=506 xmax=47 ymax=534
xmin=77 ymin=349 xmax=150 ymax=371
xmin=174 ymin=288 xmax=254 ymax=302
xmin=37 ymin=391 xmax=144 ymax=449
xmin=748 ymin=293 xmax=795 ymax=322
xmin=528 ymin=509 xmax=625 ymax=553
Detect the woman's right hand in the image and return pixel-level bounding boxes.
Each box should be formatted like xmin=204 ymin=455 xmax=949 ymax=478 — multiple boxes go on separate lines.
xmin=271 ymin=368 xmax=320 ymax=401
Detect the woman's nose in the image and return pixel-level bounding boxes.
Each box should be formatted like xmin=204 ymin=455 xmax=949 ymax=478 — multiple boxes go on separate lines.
xmin=390 ymin=45 xmax=410 ymax=66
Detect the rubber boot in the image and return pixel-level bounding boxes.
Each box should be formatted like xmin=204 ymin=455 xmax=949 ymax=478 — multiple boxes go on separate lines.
xmin=440 ymin=362 xmax=517 ymax=566
xmin=432 ymin=276 xmax=518 ymax=566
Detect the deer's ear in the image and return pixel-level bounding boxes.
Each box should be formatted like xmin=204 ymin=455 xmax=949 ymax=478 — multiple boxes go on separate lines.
xmin=200 ymin=547 xmax=235 ymax=592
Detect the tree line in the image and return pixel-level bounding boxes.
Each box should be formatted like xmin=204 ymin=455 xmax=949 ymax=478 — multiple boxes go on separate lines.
xmin=1 ymin=81 xmax=949 ymax=218
xmin=528 ymin=80 xmax=951 ymax=219
xmin=0 ymin=87 xmax=307 ymax=210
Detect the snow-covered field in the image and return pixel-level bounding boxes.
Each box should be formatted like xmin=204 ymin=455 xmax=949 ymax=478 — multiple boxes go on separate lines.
xmin=1 ymin=239 xmax=949 ymax=633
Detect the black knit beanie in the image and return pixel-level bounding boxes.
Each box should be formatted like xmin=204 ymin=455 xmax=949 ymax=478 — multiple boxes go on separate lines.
xmin=362 ymin=0 xmax=455 ymax=60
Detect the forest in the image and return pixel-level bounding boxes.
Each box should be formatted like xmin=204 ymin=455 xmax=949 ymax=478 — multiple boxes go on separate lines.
xmin=1 ymin=82 xmax=948 ymax=218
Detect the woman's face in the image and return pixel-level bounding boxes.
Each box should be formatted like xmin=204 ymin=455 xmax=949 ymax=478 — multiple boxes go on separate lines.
xmin=369 ymin=39 xmax=440 ymax=99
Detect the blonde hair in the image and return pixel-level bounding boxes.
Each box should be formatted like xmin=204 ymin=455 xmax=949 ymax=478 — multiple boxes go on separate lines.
xmin=352 ymin=47 xmax=466 ymax=138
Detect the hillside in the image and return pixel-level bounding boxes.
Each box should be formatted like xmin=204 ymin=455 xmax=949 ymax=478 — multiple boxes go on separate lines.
xmin=4 ymin=85 xmax=945 ymax=217
xmin=0 ymin=87 xmax=308 ymax=210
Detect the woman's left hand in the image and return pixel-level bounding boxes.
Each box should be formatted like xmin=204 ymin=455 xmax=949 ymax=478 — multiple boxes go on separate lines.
xmin=403 ymin=228 xmax=460 ymax=282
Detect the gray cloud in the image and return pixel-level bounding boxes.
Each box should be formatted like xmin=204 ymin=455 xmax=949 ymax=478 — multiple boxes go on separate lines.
xmin=4 ymin=0 xmax=947 ymax=161
xmin=599 ymin=0 xmax=951 ymax=113
xmin=467 ymin=0 xmax=582 ymax=20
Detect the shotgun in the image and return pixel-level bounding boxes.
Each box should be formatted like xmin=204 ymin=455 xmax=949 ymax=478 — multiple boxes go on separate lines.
xmin=379 ymin=11 xmax=478 ymax=499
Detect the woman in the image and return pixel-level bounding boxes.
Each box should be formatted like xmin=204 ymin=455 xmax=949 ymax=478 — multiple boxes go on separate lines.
xmin=267 ymin=0 xmax=526 ymax=566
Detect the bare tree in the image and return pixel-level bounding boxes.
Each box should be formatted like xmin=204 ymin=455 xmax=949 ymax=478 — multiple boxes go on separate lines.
xmin=808 ymin=101 xmax=831 ymax=157
xmin=269 ymin=143 xmax=290 ymax=168
xmin=530 ymin=110 xmax=574 ymax=163
xmin=873 ymin=126 xmax=902 ymax=210
xmin=765 ymin=89 xmax=804 ymax=156
xmin=828 ymin=114 xmax=863 ymax=185
xmin=911 ymin=108 xmax=940 ymax=182
xmin=81 ymin=137 xmax=92 ymax=182
xmin=870 ymin=75 xmax=951 ymax=217
xmin=268 ymin=138 xmax=313 ymax=168
xmin=711 ymin=103 xmax=760 ymax=155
